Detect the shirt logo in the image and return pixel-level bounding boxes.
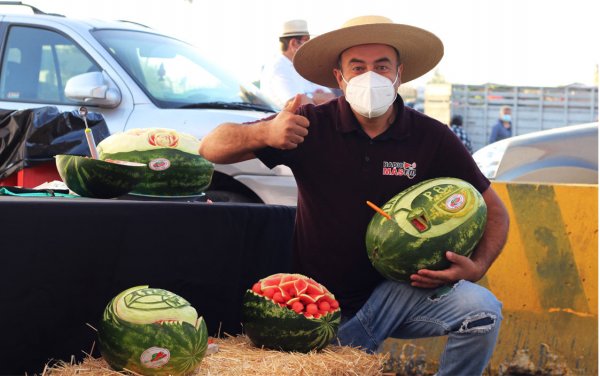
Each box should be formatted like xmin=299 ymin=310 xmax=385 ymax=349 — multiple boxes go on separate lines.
xmin=382 ymin=161 xmax=417 ymax=179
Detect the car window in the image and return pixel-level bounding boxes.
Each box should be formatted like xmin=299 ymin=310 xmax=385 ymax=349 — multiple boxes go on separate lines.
xmin=92 ymin=29 xmax=274 ymax=109
xmin=0 ymin=25 xmax=100 ymax=104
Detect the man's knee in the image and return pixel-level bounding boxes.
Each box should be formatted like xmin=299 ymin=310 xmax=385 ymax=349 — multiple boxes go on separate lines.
xmin=455 ymin=283 xmax=503 ymax=335
xmin=456 ymin=311 xmax=500 ymax=334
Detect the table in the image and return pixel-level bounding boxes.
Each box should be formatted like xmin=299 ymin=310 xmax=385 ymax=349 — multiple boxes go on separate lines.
xmin=0 ymin=196 xmax=296 ymax=374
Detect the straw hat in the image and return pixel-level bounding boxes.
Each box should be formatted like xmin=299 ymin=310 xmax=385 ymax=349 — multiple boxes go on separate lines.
xmin=280 ymin=19 xmax=310 ymax=38
xmin=293 ymin=15 xmax=444 ymax=87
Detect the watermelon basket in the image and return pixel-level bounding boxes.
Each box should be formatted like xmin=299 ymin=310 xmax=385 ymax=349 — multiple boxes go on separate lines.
xmin=242 ymin=273 xmax=341 ymax=353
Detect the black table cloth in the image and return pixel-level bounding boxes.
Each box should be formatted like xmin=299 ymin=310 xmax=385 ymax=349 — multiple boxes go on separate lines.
xmin=0 ymin=197 xmax=296 ymax=374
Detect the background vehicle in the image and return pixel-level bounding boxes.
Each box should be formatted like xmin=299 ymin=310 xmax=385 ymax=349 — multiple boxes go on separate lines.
xmin=0 ymin=3 xmax=298 ymax=205
xmin=473 ymin=122 xmax=598 ymax=184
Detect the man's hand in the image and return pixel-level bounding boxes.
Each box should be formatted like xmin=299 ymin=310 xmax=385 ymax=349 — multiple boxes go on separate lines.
xmin=409 ymin=251 xmax=485 ymax=289
xmin=265 ymin=94 xmax=310 ymax=150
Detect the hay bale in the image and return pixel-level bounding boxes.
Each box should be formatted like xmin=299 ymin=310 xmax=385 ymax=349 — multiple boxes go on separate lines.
xmin=45 ymin=335 xmax=388 ymax=376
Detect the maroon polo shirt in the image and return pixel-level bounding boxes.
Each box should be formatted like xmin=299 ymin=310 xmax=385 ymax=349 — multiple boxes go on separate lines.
xmin=256 ymin=96 xmax=490 ymax=315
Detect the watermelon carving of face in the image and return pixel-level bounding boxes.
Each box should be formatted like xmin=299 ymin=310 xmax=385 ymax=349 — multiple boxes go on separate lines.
xmin=242 ymin=273 xmax=341 ymax=353
xmin=365 ymin=177 xmax=487 ymax=282
xmin=98 ymin=286 xmax=208 ymax=376
xmin=97 ymin=128 xmax=214 ymax=197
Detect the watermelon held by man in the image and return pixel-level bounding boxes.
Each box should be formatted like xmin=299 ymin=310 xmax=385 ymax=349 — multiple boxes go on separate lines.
xmin=242 ymin=273 xmax=341 ymax=353
xmin=97 ymin=128 xmax=214 ymax=197
xmin=365 ymin=177 xmax=487 ymax=282
xmin=97 ymin=285 xmax=208 ymax=376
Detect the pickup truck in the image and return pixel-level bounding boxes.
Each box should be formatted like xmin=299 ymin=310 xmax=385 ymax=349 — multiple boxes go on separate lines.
xmin=0 ymin=2 xmax=298 ymax=205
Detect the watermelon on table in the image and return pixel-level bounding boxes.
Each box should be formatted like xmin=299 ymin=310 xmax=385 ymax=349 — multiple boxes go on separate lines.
xmin=242 ymin=273 xmax=341 ymax=353
xmin=97 ymin=128 xmax=214 ymax=197
xmin=365 ymin=177 xmax=487 ymax=282
xmin=98 ymin=285 xmax=208 ymax=376
xmin=55 ymin=154 xmax=146 ymax=198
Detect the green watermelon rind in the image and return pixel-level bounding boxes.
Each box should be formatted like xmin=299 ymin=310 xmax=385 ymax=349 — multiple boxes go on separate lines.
xmin=366 ymin=177 xmax=487 ymax=282
xmin=55 ymin=154 xmax=146 ymax=198
xmin=98 ymin=287 xmax=208 ymax=376
xmin=242 ymin=290 xmax=341 ymax=353
xmin=99 ymin=148 xmax=214 ymax=196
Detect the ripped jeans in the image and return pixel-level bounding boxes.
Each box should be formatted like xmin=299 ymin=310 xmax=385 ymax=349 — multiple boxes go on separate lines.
xmin=336 ymin=280 xmax=502 ymax=376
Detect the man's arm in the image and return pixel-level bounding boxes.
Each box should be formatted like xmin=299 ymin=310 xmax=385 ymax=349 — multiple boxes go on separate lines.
xmin=199 ymin=95 xmax=310 ymax=164
xmin=410 ymin=185 xmax=510 ymax=288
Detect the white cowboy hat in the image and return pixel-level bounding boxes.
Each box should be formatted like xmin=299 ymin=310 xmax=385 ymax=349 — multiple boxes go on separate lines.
xmin=280 ymin=19 xmax=310 ymax=38
xmin=293 ymin=15 xmax=444 ymax=87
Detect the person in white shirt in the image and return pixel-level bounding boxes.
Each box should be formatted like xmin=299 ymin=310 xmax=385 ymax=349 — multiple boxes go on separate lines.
xmin=260 ymin=19 xmax=336 ymax=109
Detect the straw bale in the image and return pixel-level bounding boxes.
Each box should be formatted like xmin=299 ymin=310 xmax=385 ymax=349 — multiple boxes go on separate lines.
xmin=45 ymin=335 xmax=388 ymax=376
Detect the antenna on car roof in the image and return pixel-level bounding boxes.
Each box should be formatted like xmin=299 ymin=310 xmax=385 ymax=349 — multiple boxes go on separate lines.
xmin=115 ymin=20 xmax=152 ymax=29
xmin=0 ymin=1 xmax=64 ymax=16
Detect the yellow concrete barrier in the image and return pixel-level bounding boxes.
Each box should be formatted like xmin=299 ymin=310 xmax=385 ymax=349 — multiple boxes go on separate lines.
xmin=383 ymin=182 xmax=598 ymax=375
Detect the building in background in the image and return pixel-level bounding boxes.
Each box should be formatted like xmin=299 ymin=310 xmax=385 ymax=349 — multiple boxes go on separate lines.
xmin=419 ymin=77 xmax=599 ymax=153
xmin=449 ymin=83 xmax=598 ymax=152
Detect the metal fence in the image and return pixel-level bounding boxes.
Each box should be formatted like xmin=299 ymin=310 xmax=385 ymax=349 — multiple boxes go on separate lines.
xmin=450 ymin=84 xmax=599 ymax=152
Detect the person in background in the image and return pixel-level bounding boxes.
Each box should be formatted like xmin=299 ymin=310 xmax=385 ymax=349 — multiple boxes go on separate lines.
xmin=200 ymin=16 xmax=509 ymax=375
xmin=489 ymin=106 xmax=512 ymax=144
xmin=450 ymin=114 xmax=473 ymax=153
xmin=260 ymin=19 xmax=336 ymax=109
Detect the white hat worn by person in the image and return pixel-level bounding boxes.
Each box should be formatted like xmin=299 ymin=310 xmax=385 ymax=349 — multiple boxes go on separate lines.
xmin=293 ymin=15 xmax=444 ymax=87
xmin=280 ymin=19 xmax=310 ymax=38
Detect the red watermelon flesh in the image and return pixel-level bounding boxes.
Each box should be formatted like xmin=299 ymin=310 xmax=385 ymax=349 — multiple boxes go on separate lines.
xmin=251 ymin=273 xmax=339 ymax=319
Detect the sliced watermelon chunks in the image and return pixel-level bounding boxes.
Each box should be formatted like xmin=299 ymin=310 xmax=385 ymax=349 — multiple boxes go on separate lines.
xmin=242 ymin=273 xmax=341 ymax=353
xmin=251 ymin=273 xmax=339 ymax=320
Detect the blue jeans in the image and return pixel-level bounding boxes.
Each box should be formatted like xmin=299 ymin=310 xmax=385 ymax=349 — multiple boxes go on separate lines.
xmin=336 ymin=280 xmax=503 ymax=376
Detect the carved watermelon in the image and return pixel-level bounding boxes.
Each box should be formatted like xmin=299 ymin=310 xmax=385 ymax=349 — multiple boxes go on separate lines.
xmin=55 ymin=154 xmax=146 ymax=198
xmin=97 ymin=128 xmax=213 ymax=196
xmin=365 ymin=177 xmax=487 ymax=282
xmin=98 ymin=286 xmax=208 ymax=376
xmin=242 ymin=273 xmax=341 ymax=353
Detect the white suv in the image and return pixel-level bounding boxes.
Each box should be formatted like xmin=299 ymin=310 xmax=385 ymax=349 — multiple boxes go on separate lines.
xmin=0 ymin=4 xmax=297 ymax=205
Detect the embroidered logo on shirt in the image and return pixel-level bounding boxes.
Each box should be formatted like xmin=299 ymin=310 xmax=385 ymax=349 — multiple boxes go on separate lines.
xmin=382 ymin=161 xmax=417 ymax=179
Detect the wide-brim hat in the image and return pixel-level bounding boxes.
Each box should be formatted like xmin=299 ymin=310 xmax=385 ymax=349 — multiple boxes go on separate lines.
xmin=280 ymin=19 xmax=310 ymax=38
xmin=293 ymin=15 xmax=444 ymax=87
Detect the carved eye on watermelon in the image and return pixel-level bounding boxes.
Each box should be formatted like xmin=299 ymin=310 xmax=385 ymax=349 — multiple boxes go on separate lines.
xmin=242 ymin=273 xmax=341 ymax=353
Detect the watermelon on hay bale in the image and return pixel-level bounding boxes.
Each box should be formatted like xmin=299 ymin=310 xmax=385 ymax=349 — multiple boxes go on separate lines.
xmin=45 ymin=335 xmax=388 ymax=376
xmin=242 ymin=273 xmax=341 ymax=353
xmin=98 ymin=286 xmax=208 ymax=376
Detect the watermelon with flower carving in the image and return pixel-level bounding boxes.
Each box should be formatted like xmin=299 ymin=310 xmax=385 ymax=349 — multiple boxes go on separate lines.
xmin=97 ymin=128 xmax=213 ymax=196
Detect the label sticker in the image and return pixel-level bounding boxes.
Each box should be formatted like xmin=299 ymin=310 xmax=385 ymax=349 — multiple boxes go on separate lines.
xmin=149 ymin=158 xmax=171 ymax=171
xmin=445 ymin=193 xmax=466 ymax=212
xmin=140 ymin=347 xmax=170 ymax=368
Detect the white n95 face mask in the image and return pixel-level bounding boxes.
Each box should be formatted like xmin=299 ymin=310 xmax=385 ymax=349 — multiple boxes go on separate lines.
xmin=343 ymin=71 xmax=398 ymax=119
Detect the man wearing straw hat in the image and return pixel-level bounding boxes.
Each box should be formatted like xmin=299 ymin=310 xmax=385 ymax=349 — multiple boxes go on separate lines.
xmin=200 ymin=15 xmax=509 ymax=375
xmin=260 ymin=19 xmax=336 ymax=108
